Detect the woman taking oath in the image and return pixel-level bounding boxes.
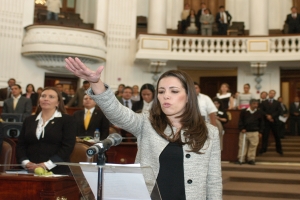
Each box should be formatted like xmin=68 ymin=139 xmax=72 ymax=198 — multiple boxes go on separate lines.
xmin=16 ymin=87 xmax=76 ymax=174
xmin=65 ymin=57 xmax=222 ymax=200
xmin=132 ymin=83 xmax=155 ymax=113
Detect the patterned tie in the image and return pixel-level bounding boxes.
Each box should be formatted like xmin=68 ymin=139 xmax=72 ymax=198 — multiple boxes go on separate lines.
xmin=84 ymin=110 xmax=91 ymax=130
xmin=13 ymin=98 xmax=17 ymax=110
xmin=125 ymin=101 xmax=129 ymax=107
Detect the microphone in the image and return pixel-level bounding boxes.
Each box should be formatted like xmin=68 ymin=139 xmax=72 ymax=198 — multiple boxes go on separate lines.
xmin=86 ymin=133 xmax=123 ymax=157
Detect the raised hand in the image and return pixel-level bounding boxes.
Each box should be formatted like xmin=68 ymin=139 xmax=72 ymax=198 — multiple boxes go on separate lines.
xmin=65 ymin=57 xmax=104 ymax=83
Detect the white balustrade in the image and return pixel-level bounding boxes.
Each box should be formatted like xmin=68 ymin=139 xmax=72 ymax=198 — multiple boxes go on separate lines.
xmin=136 ymin=34 xmax=300 ymax=62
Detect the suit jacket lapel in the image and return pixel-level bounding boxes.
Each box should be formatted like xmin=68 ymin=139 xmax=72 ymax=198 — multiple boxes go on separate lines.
xmin=44 ymin=117 xmax=59 ymax=136
xmin=88 ymin=110 xmax=98 ymax=130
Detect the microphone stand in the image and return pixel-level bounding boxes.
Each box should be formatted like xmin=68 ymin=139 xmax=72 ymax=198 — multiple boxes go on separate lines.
xmin=97 ymin=152 xmax=106 ymax=200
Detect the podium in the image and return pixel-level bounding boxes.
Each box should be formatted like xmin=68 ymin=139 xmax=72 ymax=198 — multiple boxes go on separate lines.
xmin=0 ymin=173 xmax=80 ymax=200
xmin=0 ymin=163 xmax=161 ymax=200
xmin=66 ymin=162 xmax=162 ymax=200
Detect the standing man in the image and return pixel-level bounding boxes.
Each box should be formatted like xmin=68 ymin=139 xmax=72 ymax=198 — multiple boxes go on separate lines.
xmin=196 ymin=2 xmax=207 ymax=34
xmin=285 ymin=6 xmax=300 ymax=34
xmin=119 ymin=86 xmax=136 ymax=110
xmin=2 ymin=84 xmax=32 ymax=121
xmin=258 ymin=91 xmax=268 ymax=109
xmin=289 ymin=96 xmax=300 ymax=136
xmin=216 ymin=6 xmax=232 ymax=35
xmin=73 ymin=95 xmax=109 ymax=139
xmin=237 ymin=99 xmax=264 ymax=165
xmin=46 ymin=0 xmax=62 ymax=21
xmin=194 ymin=82 xmax=217 ymax=126
xmin=0 ymin=78 xmax=16 ymax=101
xmin=260 ymin=90 xmax=283 ymax=155
xmin=66 ymin=81 xmax=90 ymax=108
xmin=277 ymin=97 xmax=288 ymax=139
xmin=55 ymin=83 xmax=69 ymax=105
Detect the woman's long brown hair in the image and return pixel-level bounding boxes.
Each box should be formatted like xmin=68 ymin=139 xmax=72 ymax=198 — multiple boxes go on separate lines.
xmin=35 ymin=87 xmax=67 ymax=115
xmin=149 ymin=70 xmax=208 ymax=153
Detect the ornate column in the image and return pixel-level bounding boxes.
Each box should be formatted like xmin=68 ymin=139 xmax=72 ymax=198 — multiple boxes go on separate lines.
xmin=147 ymin=0 xmax=167 ymax=34
xmin=94 ymin=0 xmax=108 ymax=33
xmin=249 ymin=0 xmax=268 ymax=35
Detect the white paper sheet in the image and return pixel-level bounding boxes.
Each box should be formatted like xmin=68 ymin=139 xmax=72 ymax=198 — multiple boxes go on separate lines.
xmin=279 ymin=116 xmax=288 ymax=123
xmin=80 ymin=163 xmax=151 ymax=200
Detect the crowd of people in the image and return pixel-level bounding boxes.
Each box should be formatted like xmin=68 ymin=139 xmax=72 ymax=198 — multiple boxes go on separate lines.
xmin=181 ymin=3 xmax=232 ymax=35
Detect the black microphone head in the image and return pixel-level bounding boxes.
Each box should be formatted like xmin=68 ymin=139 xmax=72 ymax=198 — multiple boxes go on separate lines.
xmin=108 ymin=133 xmax=123 ymax=146
xmin=86 ymin=146 xmax=98 ymax=157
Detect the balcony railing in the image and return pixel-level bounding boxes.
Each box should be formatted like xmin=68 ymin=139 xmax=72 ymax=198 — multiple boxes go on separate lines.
xmin=22 ymin=25 xmax=106 ymax=73
xmin=136 ymin=34 xmax=300 ymax=62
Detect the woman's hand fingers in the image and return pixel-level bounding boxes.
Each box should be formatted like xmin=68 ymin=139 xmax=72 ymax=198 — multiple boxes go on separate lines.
xmin=65 ymin=57 xmax=104 ymax=83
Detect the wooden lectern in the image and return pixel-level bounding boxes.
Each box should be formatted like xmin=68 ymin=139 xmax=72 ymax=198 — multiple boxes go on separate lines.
xmin=0 ymin=174 xmax=80 ymax=200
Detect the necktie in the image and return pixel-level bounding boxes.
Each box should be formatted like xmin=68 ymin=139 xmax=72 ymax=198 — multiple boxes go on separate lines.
xmin=84 ymin=110 xmax=91 ymax=130
xmin=13 ymin=98 xmax=17 ymax=110
xmin=269 ymin=99 xmax=273 ymax=104
xmin=125 ymin=101 xmax=129 ymax=107
xmin=221 ymin=13 xmax=224 ymax=22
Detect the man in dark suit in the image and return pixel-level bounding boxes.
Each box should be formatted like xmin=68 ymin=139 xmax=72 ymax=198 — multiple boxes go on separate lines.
xmin=118 ymin=86 xmax=136 ymax=110
xmin=258 ymin=91 xmax=268 ymax=109
xmin=196 ymin=2 xmax=207 ymax=34
xmin=0 ymin=78 xmax=16 ymax=101
xmin=277 ymin=97 xmax=288 ymax=138
xmin=260 ymin=90 xmax=283 ymax=155
xmin=73 ymin=94 xmax=109 ymax=139
xmin=55 ymin=83 xmax=69 ymax=105
xmin=2 ymin=84 xmax=32 ymax=121
xmin=289 ymin=96 xmax=300 ymax=135
xmin=285 ymin=6 xmax=300 ymax=34
xmin=216 ymin=6 xmax=232 ymax=35
xmin=66 ymin=81 xmax=90 ymax=108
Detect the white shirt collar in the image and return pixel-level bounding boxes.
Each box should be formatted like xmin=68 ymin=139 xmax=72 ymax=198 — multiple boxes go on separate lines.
xmin=246 ymin=107 xmax=257 ymax=114
xmin=12 ymin=95 xmax=21 ymax=100
xmin=85 ymin=107 xmax=95 ymax=114
xmin=35 ymin=110 xmax=62 ymax=139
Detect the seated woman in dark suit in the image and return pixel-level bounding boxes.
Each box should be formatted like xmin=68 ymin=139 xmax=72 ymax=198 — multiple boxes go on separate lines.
xmin=132 ymin=83 xmax=155 ymax=113
xmin=16 ymin=87 xmax=76 ymax=174
xmin=22 ymin=83 xmax=38 ymax=106
xmin=213 ymin=97 xmax=228 ymax=127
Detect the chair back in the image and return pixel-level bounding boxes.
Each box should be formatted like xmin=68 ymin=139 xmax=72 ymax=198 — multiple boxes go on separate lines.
xmin=70 ymin=142 xmax=95 ymax=163
xmin=0 ymin=138 xmax=16 ymax=172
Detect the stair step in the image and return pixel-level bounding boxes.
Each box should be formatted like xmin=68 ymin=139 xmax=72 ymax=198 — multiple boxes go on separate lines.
xmin=268 ymin=146 xmax=300 ymax=151
xmin=222 ymin=163 xmax=300 ymax=174
xmin=229 ymin=177 xmax=300 ymax=185
xmin=259 ymin=152 xmax=300 ymax=157
xmin=270 ymin=143 xmax=300 ymax=147
xmin=223 ymin=195 xmax=283 ymax=200
xmin=223 ymin=182 xmax=300 ymax=199
xmin=255 ymin=156 xmax=300 ymax=163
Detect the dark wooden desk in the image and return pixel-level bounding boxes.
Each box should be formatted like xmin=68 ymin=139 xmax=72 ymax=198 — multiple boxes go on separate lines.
xmin=106 ymin=142 xmax=137 ymax=164
xmin=0 ymin=174 xmax=80 ymax=200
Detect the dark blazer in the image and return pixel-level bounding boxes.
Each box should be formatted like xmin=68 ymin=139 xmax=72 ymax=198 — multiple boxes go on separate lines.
xmin=285 ymin=14 xmax=300 ymax=31
xmin=22 ymin=93 xmax=38 ymax=107
xmin=67 ymin=88 xmax=86 ymax=107
xmin=289 ymin=102 xmax=300 ymax=117
xmin=216 ymin=11 xmax=232 ymax=25
xmin=132 ymin=101 xmax=144 ymax=113
xmin=279 ymin=103 xmax=288 ymax=115
xmin=61 ymin=92 xmax=69 ymax=105
xmin=216 ymin=109 xmax=228 ymax=125
xmin=0 ymin=87 xmax=10 ymax=101
xmin=73 ymin=108 xmax=110 ymax=140
xmin=3 ymin=96 xmax=32 ymax=121
xmin=16 ymin=114 xmax=76 ymax=174
xmin=118 ymin=98 xmax=136 ymax=110
xmin=196 ymin=9 xmax=205 ymax=28
xmin=260 ymin=99 xmax=281 ymax=121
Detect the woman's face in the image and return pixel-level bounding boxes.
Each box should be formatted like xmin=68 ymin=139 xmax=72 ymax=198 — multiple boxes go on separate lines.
xmin=132 ymin=85 xmax=139 ymax=93
xmin=157 ymin=77 xmax=188 ymax=118
xmin=118 ymin=85 xmax=124 ymax=92
xmin=214 ymin=101 xmax=220 ymax=109
xmin=141 ymin=89 xmax=153 ymax=103
xmin=39 ymin=89 xmax=59 ymax=111
xmin=190 ymin=10 xmax=195 ymax=15
xmin=243 ymin=85 xmax=250 ymax=93
xmin=27 ymin=85 xmax=33 ymax=93
xmin=220 ymin=84 xmax=228 ymax=93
